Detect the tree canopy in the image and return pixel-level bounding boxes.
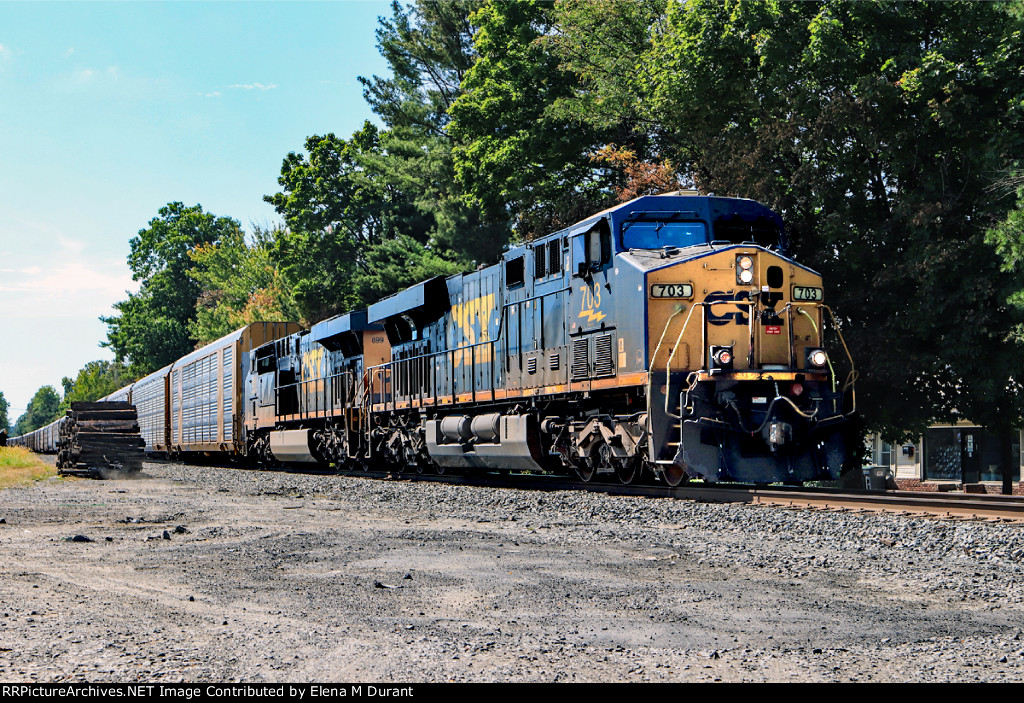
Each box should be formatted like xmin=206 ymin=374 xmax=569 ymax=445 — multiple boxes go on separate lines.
xmin=265 ymin=2 xmax=510 ymax=321
xmin=58 ymin=360 xmax=132 ymax=415
xmin=86 ymin=0 xmax=1024 ymax=442
xmin=0 ymin=391 xmax=10 ymax=435
xmin=188 ymin=224 xmax=302 ymax=345
xmin=102 ymin=202 xmax=241 ymax=375
xmin=15 ymin=386 xmax=62 ymax=436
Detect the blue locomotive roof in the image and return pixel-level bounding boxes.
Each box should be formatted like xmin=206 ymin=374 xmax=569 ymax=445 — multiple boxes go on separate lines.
xmin=309 ymin=310 xmax=381 ymax=347
xmin=367 ymin=193 xmax=787 ymax=335
xmin=501 ymin=193 xmax=786 ymax=255
xmin=367 ymin=275 xmax=450 ymax=325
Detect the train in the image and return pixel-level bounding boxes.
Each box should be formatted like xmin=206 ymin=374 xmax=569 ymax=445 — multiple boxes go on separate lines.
xmin=11 ymin=192 xmax=857 ymax=485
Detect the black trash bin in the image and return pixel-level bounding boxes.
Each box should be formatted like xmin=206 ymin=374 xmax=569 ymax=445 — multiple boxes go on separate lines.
xmin=862 ymin=465 xmax=892 ymax=491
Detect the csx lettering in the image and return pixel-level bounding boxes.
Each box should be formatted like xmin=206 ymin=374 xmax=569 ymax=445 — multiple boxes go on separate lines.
xmin=302 ymin=346 xmax=325 ymax=374
xmin=706 ymin=291 xmax=749 ymax=326
xmin=578 ymin=284 xmax=606 ymax=324
xmin=451 ymin=293 xmax=495 ymax=366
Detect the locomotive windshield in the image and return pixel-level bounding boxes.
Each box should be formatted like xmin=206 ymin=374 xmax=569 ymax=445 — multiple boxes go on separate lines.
xmin=712 ymin=214 xmax=782 ymax=247
xmin=621 ymin=221 xmax=707 ymax=250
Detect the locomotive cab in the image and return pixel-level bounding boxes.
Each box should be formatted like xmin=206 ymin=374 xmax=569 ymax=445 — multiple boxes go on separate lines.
xmin=632 ymin=201 xmax=853 ymax=484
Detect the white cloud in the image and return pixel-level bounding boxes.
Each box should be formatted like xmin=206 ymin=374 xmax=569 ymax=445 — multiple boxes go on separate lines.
xmin=58 ymin=235 xmax=86 ymax=254
xmin=63 ymin=47 xmax=75 ymax=59
xmin=66 ymin=65 xmax=124 ymax=90
xmin=227 ymin=82 xmax=278 ymax=91
xmin=0 ymin=260 xmax=133 ymax=301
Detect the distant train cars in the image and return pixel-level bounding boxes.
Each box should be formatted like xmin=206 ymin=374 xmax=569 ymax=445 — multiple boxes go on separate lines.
xmin=9 ymin=418 xmax=60 ymax=453
xmin=11 ymin=322 xmax=301 ymax=457
xmin=13 ymin=194 xmax=857 ymax=485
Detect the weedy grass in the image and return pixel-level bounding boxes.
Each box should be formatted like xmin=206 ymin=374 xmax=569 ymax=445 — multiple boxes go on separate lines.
xmin=0 ymin=446 xmax=57 ymax=489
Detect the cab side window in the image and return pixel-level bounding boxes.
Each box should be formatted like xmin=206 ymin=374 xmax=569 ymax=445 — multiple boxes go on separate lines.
xmin=585 ymin=221 xmax=611 ymax=269
xmin=506 ymin=256 xmax=525 ymax=288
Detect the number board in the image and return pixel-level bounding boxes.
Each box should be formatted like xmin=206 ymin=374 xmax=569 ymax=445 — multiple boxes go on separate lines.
xmin=792 ymin=286 xmax=824 ymax=302
xmin=649 ymin=283 xmax=693 ymax=299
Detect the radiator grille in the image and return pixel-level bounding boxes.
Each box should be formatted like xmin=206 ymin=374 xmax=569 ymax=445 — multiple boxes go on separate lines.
xmin=548 ymin=352 xmax=560 ymax=371
xmin=571 ymin=338 xmax=589 ymax=380
xmin=527 ymin=356 xmax=538 ymax=374
xmin=594 ymin=334 xmax=615 ymax=377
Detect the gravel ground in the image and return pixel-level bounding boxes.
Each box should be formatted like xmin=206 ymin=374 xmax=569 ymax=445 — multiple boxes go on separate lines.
xmin=2 ymin=460 xmax=1024 ymax=682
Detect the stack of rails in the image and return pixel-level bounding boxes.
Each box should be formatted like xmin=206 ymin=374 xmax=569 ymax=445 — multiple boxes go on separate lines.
xmin=56 ymin=401 xmax=145 ymax=477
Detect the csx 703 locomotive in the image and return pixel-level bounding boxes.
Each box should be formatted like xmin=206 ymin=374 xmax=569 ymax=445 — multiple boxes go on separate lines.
xmin=247 ymin=193 xmax=855 ymax=485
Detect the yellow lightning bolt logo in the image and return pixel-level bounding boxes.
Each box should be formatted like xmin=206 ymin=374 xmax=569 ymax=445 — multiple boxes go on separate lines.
xmin=578 ymin=284 xmax=606 ymax=324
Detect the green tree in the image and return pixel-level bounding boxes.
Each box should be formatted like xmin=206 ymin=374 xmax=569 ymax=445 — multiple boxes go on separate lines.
xmin=188 ymin=224 xmax=303 ymax=345
xmin=58 ymin=360 xmax=132 ymax=415
xmin=352 ymin=233 xmax=465 ymax=305
xmin=265 ymin=124 xmax=435 ymax=320
xmin=359 ymin=0 xmax=510 ymax=264
xmin=618 ymin=0 xmax=1024 ymax=437
xmin=102 ymin=203 xmax=240 ymax=375
xmin=359 ymin=0 xmax=478 ymax=137
xmin=266 ymin=1 xmax=512 ymax=324
xmin=0 ymin=390 xmax=10 ymax=434
xmin=15 ymin=386 xmax=62 ymax=436
xmin=549 ymin=0 xmax=666 ymax=134
xmin=448 ymin=0 xmax=635 ymax=238
xmin=987 ymin=177 xmax=1024 ymax=340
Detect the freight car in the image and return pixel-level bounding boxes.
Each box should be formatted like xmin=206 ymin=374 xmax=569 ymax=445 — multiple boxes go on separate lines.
xmin=8 ymin=417 xmax=60 ymax=453
xmin=8 ymin=323 xmax=300 ymax=461
xmin=247 ymin=193 xmax=856 ymax=485
xmin=104 ymin=322 xmax=301 ymax=457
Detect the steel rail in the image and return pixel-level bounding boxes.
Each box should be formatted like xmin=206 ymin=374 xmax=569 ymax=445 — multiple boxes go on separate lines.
xmin=339 ymin=469 xmax=1024 ymax=522
xmin=145 ymin=456 xmax=1024 ymax=522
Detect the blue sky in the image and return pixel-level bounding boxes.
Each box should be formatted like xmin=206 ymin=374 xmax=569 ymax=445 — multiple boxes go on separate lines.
xmin=0 ymin=1 xmax=391 ymax=420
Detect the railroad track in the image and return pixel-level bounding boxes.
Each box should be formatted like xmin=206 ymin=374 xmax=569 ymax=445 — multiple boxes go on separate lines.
xmin=744 ymin=486 xmax=1024 ymax=522
xmin=146 ymin=457 xmax=1024 ymax=523
xmin=331 ymin=466 xmax=1024 ymax=523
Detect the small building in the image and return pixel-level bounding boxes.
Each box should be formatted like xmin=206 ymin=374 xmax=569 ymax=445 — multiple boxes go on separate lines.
xmin=866 ymin=423 xmax=1023 ymax=494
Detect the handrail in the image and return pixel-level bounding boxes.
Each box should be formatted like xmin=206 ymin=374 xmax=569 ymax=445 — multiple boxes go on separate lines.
xmin=365 ymin=284 xmax=571 ymax=379
xmin=661 ymin=300 xmax=834 ymax=419
xmin=366 ymin=336 xmax=502 ymax=408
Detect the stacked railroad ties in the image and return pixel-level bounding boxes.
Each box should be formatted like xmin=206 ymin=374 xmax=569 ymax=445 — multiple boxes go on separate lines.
xmin=56 ymin=402 xmax=144 ymax=477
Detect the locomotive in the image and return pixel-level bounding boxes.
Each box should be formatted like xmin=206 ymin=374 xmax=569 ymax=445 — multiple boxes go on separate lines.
xmin=246 ymin=192 xmax=855 ymax=485
xmin=12 ymin=193 xmax=856 ymax=486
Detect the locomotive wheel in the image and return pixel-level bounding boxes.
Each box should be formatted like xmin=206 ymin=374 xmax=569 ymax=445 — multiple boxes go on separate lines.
xmin=614 ymin=455 xmax=641 ymax=485
xmin=574 ymin=460 xmax=595 ymax=483
xmin=661 ymin=463 xmax=687 ymax=487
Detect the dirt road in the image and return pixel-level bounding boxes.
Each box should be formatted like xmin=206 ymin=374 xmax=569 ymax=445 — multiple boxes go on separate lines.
xmin=2 ymin=461 xmax=1023 ymax=682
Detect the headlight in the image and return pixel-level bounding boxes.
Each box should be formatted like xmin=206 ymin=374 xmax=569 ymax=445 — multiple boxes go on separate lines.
xmin=736 ymin=255 xmax=755 ymax=284
xmin=807 ymin=348 xmax=828 ymax=368
xmin=710 ymin=345 xmax=734 ymax=371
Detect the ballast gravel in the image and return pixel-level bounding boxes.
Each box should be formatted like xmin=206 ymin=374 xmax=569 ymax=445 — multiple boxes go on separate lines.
xmin=1 ymin=460 xmax=1024 ymax=682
